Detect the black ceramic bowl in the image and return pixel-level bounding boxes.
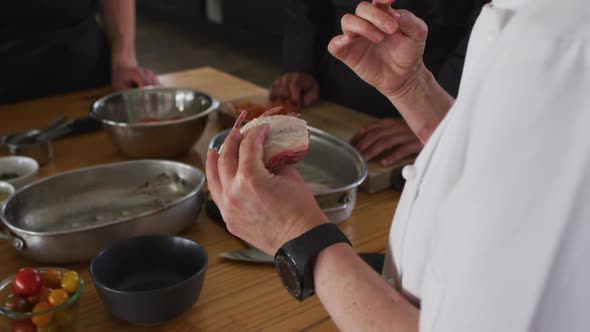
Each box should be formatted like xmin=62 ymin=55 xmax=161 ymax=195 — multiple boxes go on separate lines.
xmin=89 ymin=235 xmax=208 ymax=325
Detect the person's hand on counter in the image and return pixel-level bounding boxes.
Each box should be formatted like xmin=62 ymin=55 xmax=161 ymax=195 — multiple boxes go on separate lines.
xmin=100 ymin=0 xmax=160 ymax=90
xmin=206 ymin=125 xmax=328 ymax=255
xmin=112 ymin=65 xmax=160 ymax=90
xmin=350 ymin=117 xmax=423 ymax=167
xmin=270 ymin=72 xmax=320 ymax=108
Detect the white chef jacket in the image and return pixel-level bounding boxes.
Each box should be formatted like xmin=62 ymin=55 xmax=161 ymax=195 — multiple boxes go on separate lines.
xmin=383 ymin=0 xmax=590 ymax=331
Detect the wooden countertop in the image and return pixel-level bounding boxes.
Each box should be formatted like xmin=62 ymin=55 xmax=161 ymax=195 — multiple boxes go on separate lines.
xmin=0 ymin=67 xmax=399 ymax=331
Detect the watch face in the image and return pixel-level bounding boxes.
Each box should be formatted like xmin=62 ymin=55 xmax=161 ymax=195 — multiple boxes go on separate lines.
xmin=276 ymin=255 xmax=300 ymax=296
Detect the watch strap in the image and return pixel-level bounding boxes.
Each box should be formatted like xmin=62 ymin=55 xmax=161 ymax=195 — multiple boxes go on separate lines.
xmin=276 ymin=223 xmax=351 ymax=300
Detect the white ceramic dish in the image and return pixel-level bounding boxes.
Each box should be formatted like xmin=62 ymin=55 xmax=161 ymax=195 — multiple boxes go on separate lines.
xmin=0 ymin=156 xmax=39 ymax=189
xmin=0 ymin=182 xmax=15 ymax=204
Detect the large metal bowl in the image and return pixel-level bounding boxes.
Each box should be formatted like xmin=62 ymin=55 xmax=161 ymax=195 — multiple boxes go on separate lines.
xmin=209 ymin=127 xmax=367 ymax=224
xmin=91 ymin=87 xmax=219 ymax=158
xmin=0 ymin=160 xmax=205 ymax=263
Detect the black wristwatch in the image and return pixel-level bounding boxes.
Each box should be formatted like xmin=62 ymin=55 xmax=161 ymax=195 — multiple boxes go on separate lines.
xmin=274 ymin=223 xmax=352 ymax=301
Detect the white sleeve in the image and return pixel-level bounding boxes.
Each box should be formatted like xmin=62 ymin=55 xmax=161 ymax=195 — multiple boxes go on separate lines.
xmin=425 ymin=5 xmax=590 ymax=332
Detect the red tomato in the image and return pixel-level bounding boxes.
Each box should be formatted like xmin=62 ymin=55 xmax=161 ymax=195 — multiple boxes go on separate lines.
xmin=169 ymin=115 xmax=186 ymax=120
xmin=12 ymin=268 xmax=42 ymax=298
xmin=10 ymin=319 xmax=36 ymax=332
xmin=139 ymin=117 xmax=161 ymax=123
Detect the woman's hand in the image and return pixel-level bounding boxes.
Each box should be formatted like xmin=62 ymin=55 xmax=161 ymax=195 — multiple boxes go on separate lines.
xmin=327 ymin=0 xmax=428 ymax=98
xmin=350 ymin=117 xmax=423 ymax=166
xmin=270 ymin=72 xmax=320 ymax=108
xmin=206 ymin=125 xmax=328 ymax=254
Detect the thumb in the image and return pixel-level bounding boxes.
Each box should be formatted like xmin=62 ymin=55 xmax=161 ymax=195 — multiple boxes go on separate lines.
xmin=391 ymin=9 xmax=428 ymax=42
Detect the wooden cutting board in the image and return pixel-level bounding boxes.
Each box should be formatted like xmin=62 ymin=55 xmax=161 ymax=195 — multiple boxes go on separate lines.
xmin=206 ymin=94 xmax=414 ymax=193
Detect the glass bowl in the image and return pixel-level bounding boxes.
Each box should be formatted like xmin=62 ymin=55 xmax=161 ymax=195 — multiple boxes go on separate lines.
xmin=0 ymin=268 xmax=84 ymax=332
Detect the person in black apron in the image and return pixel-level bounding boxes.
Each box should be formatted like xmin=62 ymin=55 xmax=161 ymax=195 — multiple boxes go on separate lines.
xmin=0 ymin=0 xmax=158 ymax=105
xmin=271 ymin=0 xmax=486 ymax=167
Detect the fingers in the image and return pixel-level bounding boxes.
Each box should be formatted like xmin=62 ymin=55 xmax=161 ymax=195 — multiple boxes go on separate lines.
xmin=350 ymin=118 xmax=398 ymax=145
xmin=126 ymin=70 xmax=147 ymax=88
xmin=288 ymin=75 xmax=303 ymax=107
xmin=341 ymin=13 xmax=386 ymax=43
xmin=372 ymin=0 xmax=397 ymax=9
xmin=233 ymin=110 xmax=248 ymax=129
xmin=392 ymin=9 xmax=428 ymax=42
xmin=362 ymin=133 xmax=416 ymax=161
xmin=238 ymin=124 xmax=270 ymax=176
xmin=356 ymin=2 xmax=399 ymax=35
xmin=378 ymin=141 xmax=422 ymax=166
xmin=270 ymin=73 xmax=319 ymax=108
xmin=142 ymin=68 xmax=160 ymax=86
xmin=206 ymin=148 xmax=221 ymax=200
xmin=218 ymin=129 xmax=242 ymax=185
xmin=270 ymin=74 xmax=293 ymax=102
xmin=302 ymin=84 xmax=319 ymax=107
xmin=270 ymin=77 xmax=285 ymax=101
xmin=328 ymin=33 xmax=361 ymax=66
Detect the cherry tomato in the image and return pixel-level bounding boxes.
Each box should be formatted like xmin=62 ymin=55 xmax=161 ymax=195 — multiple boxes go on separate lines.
xmin=33 ymin=287 xmax=53 ymax=304
xmin=54 ymin=308 xmax=73 ymax=327
xmin=31 ymin=302 xmax=53 ymax=327
xmin=2 ymin=294 xmax=32 ymax=312
xmin=60 ymin=271 xmax=80 ymax=294
xmin=10 ymin=319 xmax=36 ymax=332
xmin=47 ymin=289 xmax=69 ymax=307
xmin=139 ymin=117 xmax=161 ymax=123
xmin=42 ymin=270 xmax=62 ymax=289
xmin=12 ymin=268 xmax=42 ymax=298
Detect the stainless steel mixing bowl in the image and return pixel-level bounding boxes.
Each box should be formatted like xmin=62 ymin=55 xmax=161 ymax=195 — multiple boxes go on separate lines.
xmin=91 ymin=87 xmax=219 ymax=158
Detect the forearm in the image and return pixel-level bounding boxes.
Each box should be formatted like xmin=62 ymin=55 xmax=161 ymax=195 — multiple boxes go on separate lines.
xmin=387 ymin=64 xmax=454 ymax=143
xmin=314 ymin=243 xmax=419 ymax=331
xmin=100 ymin=0 xmax=137 ymax=68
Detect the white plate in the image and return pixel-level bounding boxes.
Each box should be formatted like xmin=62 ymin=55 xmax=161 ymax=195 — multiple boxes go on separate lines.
xmin=0 ymin=156 xmax=39 ymax=189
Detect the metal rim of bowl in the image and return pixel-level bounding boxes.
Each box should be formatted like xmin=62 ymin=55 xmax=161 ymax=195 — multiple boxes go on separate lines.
xmin=208 ymin=127 xmax=368 ymax=196
xmin=0 ymin=160 xmax=206 ymax=237
xmin=89 ymin=86 xmax=220 ymax=128
xmin=89 ymin=235 xmax=208 ymax=295
xmin=0 ymin=267 xmax=85 ymax=319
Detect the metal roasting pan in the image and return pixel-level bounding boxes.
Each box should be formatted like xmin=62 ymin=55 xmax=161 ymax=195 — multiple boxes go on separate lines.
xmin=208 ymin=127 xmax=368 ymax=224
xmin=0 ymin=160 xmax=205 ymax=263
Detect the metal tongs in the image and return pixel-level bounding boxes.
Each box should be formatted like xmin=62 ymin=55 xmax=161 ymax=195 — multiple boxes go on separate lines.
xmin=5 ymin=116 xmax=72 ymax=145
xmin=34 ymin=116 xmax=72 ymax=142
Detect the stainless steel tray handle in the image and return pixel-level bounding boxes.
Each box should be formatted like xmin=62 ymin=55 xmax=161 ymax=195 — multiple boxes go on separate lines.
xmin=322 ymin=194 xmax=353 ymax=214
xmin=0 ymin=231 xmax=25 ymax=249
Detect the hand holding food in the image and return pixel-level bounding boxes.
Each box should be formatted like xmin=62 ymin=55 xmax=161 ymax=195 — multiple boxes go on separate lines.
xmin=232 ymin=107 xmax=309 ymax=172
xmin=207 ymin=108 xmax=328 ymax=254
